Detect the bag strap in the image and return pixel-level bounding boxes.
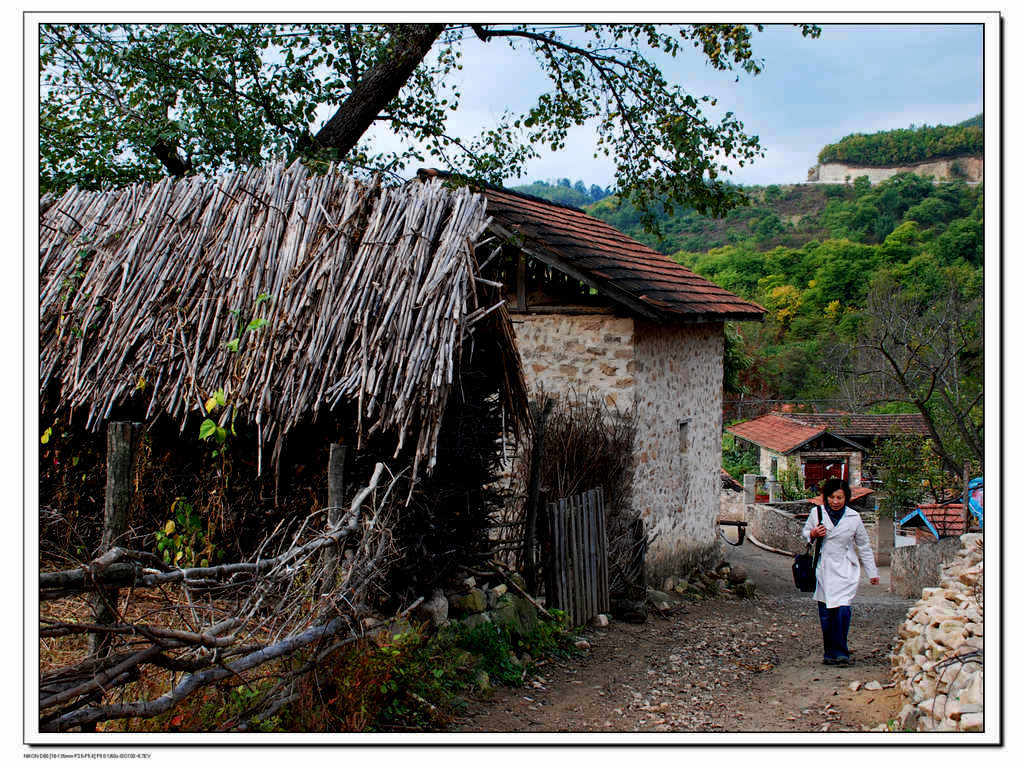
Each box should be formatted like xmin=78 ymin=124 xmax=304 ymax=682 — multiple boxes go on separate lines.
xmin=811 ymin=505 xmax=824 ymax=569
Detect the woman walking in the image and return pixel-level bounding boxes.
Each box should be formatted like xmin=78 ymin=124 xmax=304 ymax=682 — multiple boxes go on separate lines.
xmin=802 ymin=478 xmax=879 ymax=666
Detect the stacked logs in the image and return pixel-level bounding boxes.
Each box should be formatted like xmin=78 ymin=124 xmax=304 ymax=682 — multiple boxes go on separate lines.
xmin=890 ymin=533 xmax=984 ymax=732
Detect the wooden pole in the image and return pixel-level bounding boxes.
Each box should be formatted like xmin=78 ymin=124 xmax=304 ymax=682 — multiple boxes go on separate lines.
xmin=962 ymin=460 xmax=971 ymax=531
xmin=89 ymin=421 xmax=136 ymax=658
xmin=321 ymin=443 xmax=348 ymax=592
xmin=523 ymin=397 xmax=552 ymax=594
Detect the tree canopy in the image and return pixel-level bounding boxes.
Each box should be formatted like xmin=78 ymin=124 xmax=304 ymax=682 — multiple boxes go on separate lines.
xmin=816 ymin=121 xmax=983 ymax=167
xmin=39 ymin=22 xmax=820 ymax=225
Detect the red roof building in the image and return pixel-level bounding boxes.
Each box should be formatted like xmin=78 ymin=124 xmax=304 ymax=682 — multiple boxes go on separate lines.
xmin=726 ymin=411 xmax=928 ymax=493
xmin=726 ymin=413 xmax=827 ymax=454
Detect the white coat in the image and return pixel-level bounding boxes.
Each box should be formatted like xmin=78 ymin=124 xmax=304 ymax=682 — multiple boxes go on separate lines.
xmin=801 ymin=505 xmax=879 ymax=608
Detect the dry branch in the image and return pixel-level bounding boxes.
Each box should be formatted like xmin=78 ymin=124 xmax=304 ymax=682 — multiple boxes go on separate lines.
xmin=39 ymin=463 xmax=401 ymax=732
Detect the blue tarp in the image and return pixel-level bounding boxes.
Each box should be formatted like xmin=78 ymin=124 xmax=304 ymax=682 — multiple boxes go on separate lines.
xmin=967 ymin=477 xmax=983 ymax=528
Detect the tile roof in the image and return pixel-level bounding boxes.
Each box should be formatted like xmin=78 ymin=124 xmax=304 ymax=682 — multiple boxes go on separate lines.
xmin=807 ymin=486 xmax=875 ymax=505
xmin=917 ymin=503 xmax=968 ymax=537
xmin=417 ymin=171 xmax=765 ymax=321
xmin=721 ymin=469 xmax=743 ymax=491
xmin=780 ymin=412 xmax=929 ymax=437
xmin=726 ymin=413 xmax=826 ymax=454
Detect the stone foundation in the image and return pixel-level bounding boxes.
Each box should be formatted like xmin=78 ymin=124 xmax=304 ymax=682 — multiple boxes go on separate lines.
xmin=646 ymin=541 xmax=722 ymax=588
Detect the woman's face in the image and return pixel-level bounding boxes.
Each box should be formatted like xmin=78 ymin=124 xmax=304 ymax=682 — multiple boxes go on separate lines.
xmin=827 ymin=489 xmax=846 ymax=510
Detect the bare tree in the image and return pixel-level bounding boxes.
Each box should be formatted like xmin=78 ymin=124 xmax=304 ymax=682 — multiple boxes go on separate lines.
xmin=838 ymin=272 xmax=983 ymax=478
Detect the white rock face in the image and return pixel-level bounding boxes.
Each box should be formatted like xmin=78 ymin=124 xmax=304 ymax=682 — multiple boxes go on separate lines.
xmin=890 ymin=534 xmax=984 ymax=732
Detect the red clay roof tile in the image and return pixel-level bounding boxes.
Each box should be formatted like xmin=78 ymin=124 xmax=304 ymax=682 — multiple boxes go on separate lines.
xmin=726 ymin=413 xmax=826 ymax=453
xmin=807 ymin=486 xmax=874 ymax=505
xmin=419 ymin=171 xmax=765 ymax=320
xmin=918 ymin=503 xmax=968 ymax=537
xmin=780 ymin=412 xmax=929 ymax=437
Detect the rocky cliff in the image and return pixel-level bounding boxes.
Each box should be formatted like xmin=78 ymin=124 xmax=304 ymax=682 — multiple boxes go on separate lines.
xmin=807 ymin=154 xmax=982 ymax=185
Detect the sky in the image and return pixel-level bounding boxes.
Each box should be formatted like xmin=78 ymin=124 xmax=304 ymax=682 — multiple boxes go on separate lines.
xmin=359 ymin=22 xmax=984 ymax=189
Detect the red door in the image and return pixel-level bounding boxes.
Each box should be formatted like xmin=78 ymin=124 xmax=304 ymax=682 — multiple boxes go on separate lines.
xmin=804 ymin=459 xmax=848 ymax=492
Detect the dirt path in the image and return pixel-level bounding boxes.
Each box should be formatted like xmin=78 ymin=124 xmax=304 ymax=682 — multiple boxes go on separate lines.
xmin=453 ymin=540 xmax=911 ymax=733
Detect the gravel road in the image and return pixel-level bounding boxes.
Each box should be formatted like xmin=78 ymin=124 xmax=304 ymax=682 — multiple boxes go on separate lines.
xmin=453 ymin=538 xmax=912 ymax=734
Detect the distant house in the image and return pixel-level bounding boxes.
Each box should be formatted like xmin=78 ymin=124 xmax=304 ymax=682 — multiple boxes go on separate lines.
xmin=726 ymin=411 xmax=929 ymax=491
xmin=418 ymin=171 xmax=766 ymax=581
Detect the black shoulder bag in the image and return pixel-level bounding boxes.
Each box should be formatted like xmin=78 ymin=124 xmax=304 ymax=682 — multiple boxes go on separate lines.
xmin=792 ymin=506 xmax=823 ymax=592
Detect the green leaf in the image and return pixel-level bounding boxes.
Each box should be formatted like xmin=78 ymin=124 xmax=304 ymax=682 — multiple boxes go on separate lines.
xmin=224 ymin=338 xmax=239 ymax=353
xmin=215 ymin=426 xmax=227 ymax=444
xmin=198 ymin=418 xmax=217 ymax=440
xmin=245 ymin=317 xmax=267 ymax=332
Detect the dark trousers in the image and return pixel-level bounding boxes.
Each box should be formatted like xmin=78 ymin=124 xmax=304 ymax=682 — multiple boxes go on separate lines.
xmin=817 ymin=601 xmax=852 ymax=660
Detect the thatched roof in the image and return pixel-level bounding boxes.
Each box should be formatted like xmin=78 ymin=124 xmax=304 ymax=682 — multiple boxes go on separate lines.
xmin=39 ymin=161 xmax=527 ymax=479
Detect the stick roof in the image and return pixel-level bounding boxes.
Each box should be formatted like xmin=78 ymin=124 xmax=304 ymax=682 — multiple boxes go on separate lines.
xmin=40 ymin=161 xmax=527 ymax=479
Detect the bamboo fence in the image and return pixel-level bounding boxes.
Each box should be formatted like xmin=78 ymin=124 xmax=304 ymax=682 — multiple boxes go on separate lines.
xmin=39 ymin=161 xmax=527 ymax=480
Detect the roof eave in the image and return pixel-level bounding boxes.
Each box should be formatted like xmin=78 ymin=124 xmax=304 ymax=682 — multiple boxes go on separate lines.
xmin=488 ymin=221 xmax=664 ymax=321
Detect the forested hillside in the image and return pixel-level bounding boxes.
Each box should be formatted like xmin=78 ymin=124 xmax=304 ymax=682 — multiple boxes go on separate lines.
xmin=586 ymin=173 xmax=983 ymax=417
xmin=816 ymin=118 xmax=982 ymax=166
xmin=510 ymin=178 xmax=612 ymax=207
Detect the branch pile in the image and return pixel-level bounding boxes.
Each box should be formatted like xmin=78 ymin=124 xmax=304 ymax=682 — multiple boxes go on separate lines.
xmin=39 ymin=464 xmax=405 ymax=732
xmin=39 ymin=161 xmax=526 ymax=479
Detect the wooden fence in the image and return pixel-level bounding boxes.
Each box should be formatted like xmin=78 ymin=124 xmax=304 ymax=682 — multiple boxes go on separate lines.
xmin=545 ymin=487 xmax=610 ymax=626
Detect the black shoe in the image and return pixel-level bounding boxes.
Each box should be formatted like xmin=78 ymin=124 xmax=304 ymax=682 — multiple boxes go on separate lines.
xmin=836 ymin=655 xmax=852 ymax=666
xmin=823 ymin=657 xmax=837 ymax=665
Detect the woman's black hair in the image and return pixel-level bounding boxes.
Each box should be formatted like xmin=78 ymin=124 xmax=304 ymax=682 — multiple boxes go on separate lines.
xmin=821 ymin=477 xmax=851 ymax=506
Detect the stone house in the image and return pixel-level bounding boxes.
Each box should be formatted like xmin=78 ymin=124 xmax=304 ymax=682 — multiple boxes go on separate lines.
xmin=420 ymin=174 xmax=766 ymax=581
xmin=726 ymin=411 xmax=929 ymax=491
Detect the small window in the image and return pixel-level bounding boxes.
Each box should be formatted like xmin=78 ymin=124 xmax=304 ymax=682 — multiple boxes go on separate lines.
xmin=770 ymin=457 xmax=778 ymax=479
xmin=678 ymin=420 xmax=690 ymax=454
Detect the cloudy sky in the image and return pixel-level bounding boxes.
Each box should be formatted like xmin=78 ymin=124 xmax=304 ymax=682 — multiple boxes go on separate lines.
xmin=364 ymin=22 xmax=984 ymax=189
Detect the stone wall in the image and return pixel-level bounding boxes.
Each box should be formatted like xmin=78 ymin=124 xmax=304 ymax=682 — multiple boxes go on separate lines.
xmin=746 ymin=503 xmax=807 ymax=554
xmin=809 ymin=155 xmax=983 ymax=185
xmin=511 ymin=312 xmax=727 ymax=583
xmin=511 ymin=313 xmax=636 ymax=407
xmin=758 ymin=449 xmax=793 ymax=479
xmin=891 ymin=534 xmax=984 ymax=732
xmin=632 ymin=320 xmax=725 ymax=582
xmin=890 ymin=538 xmax=963 ymax=599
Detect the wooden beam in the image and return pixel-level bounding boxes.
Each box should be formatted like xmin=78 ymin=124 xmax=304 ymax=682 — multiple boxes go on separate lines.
xmin=488 ymin=222 xmax=661 ymax=321
xmin=516 ymin=249 xmax=527 ymax=310
xmin=509 ymin=305 xmax=616 ymax=316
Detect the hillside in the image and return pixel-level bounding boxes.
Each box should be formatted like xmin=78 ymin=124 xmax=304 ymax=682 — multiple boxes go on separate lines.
xmin=585 ymin=173 xmax=983 ymax=407
xmin=510 ymin=178 xmax=611 ymax=208
xmin=586 ymin=184 xmax=838 ymax=255
xmin=816 ymin=119 xmax=982 ymax=166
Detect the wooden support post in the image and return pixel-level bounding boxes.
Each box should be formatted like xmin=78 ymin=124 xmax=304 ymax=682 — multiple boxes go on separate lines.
xmin=328 ymin=443 xmax=349 ymax=529
xmin=89 ymin=421 xmax=136 ymax=659
xmin=523 ymin=397 xmax=552 ymax=594
xmin=321 ymin=443 xmax=348 ymax=592
xmin=962 ymin=460 xmax=971 ymax=530
xmin=516 ymin=250 xmax=527 ymax=310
